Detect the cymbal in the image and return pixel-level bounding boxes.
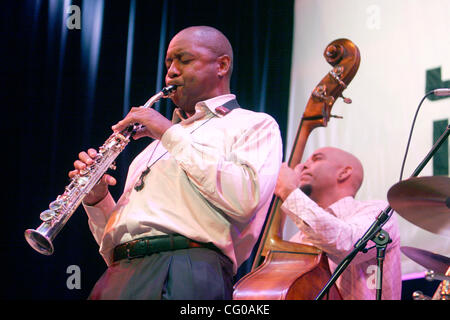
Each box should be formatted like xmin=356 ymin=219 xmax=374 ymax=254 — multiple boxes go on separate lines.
xmin=401 ymin=246 xmax=450 ymax=274
xmin=387 ymin=176 xmax=450 ymax=237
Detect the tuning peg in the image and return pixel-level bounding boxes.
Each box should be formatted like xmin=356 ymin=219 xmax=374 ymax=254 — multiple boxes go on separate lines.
xmin=340 ymin=94 xmax=352 ymax=104
xmin=330 ymin=114 xmax=343 ymax=119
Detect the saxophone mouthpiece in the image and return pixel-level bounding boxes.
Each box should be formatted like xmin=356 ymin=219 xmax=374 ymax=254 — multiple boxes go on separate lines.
xmin=162 ymin=85 xmax=177 ymax=97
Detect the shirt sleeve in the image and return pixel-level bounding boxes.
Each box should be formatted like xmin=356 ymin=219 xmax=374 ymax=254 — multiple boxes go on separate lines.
xmin=281 ymin=189 xmax=399 ymax=265
xmin=161 ymin=114 xmax=283 ymax=224
xmin=82 ymin=192 xmax=116 ymax=246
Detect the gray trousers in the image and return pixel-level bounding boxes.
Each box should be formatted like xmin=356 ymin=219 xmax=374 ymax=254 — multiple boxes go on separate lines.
xmin=88 ymin=248 xmax=234 ymax=300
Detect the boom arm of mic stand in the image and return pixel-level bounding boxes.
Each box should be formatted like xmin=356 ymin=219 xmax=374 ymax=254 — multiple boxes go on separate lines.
xmin=316 ymin=124 xmax=449 ymax=300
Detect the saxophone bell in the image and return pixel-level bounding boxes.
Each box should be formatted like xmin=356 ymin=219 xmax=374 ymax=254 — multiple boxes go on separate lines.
xmin=25 ymin=225 xmax=55 ymax=255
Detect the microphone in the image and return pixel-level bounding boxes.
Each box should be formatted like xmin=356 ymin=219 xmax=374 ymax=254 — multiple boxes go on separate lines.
xmin=399 ymin=87 xmax=450 ymax=181
xmin=433 ymin=88 xmax=450 ymax=96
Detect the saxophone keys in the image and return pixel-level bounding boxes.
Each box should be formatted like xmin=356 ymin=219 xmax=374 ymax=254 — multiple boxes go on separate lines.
xmin=49 ymin=199 xmax=64 ymax=210
xmin=79 ymin=168 xmax=89 ymax=176
xmin=40 ymin=209 xmax=57 ymax=222
xmin=77 ymin=176 xmax=89 ymax=186
xmin=109 ymin=161 xmax=117 ymax=170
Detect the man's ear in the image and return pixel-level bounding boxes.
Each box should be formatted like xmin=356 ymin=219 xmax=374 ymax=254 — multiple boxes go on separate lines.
xmin=337 ymin=166 xmax=353 ymax=183
xmin=217 ymin=55 xmax=231 ymax=78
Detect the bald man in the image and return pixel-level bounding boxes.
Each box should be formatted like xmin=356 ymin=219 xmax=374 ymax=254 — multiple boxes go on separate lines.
xmin=275 ymin=147 xmax=402 ymax=300
xmin=72 ymin=26 xmax=282 ymax=299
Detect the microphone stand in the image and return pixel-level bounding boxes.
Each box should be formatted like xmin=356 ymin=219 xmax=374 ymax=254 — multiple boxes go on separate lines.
xmin=316 ymin=124 xmax=450 ymax=300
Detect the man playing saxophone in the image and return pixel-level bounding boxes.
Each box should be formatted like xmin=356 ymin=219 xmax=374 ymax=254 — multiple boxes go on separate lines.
xmin=69 ymin=26 xmax=283 ymax=300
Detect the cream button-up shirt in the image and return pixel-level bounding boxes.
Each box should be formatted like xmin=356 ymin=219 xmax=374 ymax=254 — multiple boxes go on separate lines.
xmin=84 ymin=94 xmax=283 ymax=273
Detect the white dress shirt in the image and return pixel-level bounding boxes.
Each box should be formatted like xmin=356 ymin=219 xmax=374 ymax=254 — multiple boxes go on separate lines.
xmin=84 ymin=94 xmax=283 ymax=273
xmin=281 ymin=190 xmax=402 ymax=300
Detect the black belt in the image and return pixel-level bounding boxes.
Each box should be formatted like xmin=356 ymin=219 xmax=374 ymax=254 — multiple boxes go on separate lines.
xmin=113 ymin=234 xmax=221 ymax=262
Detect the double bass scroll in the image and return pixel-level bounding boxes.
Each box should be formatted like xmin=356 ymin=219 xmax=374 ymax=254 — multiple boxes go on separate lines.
xmin=233 ymin=39 xmax=361 ymax=300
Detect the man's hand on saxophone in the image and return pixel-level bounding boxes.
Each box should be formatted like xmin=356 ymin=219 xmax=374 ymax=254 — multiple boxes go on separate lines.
xmin=68 ymin=148 xmax=117 ymax=206
xmin=111 ymin=106 xmax=173 ymax=141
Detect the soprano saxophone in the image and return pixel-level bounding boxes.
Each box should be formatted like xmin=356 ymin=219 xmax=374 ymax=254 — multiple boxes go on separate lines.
xmin=25 ymin=85 xmax=177 ymax=255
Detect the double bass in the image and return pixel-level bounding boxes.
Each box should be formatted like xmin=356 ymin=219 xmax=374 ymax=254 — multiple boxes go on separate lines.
xmin=233 ymin=39 xmax=361 ymax=300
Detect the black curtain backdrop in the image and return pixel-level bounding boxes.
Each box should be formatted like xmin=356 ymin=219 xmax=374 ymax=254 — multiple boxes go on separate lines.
xmin=1 ymin=0 xmax=293 ymax=299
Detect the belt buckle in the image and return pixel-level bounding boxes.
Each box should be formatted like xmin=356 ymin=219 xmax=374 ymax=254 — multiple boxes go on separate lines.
xmin=126 ymin=239 xmax=148 ymax=261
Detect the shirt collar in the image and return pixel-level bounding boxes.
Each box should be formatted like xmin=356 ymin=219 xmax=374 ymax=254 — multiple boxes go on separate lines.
xmin=195 ymin=94 xmax=237 ymax=117
xmin=171 ymin=94 xmax=237 ymax=124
